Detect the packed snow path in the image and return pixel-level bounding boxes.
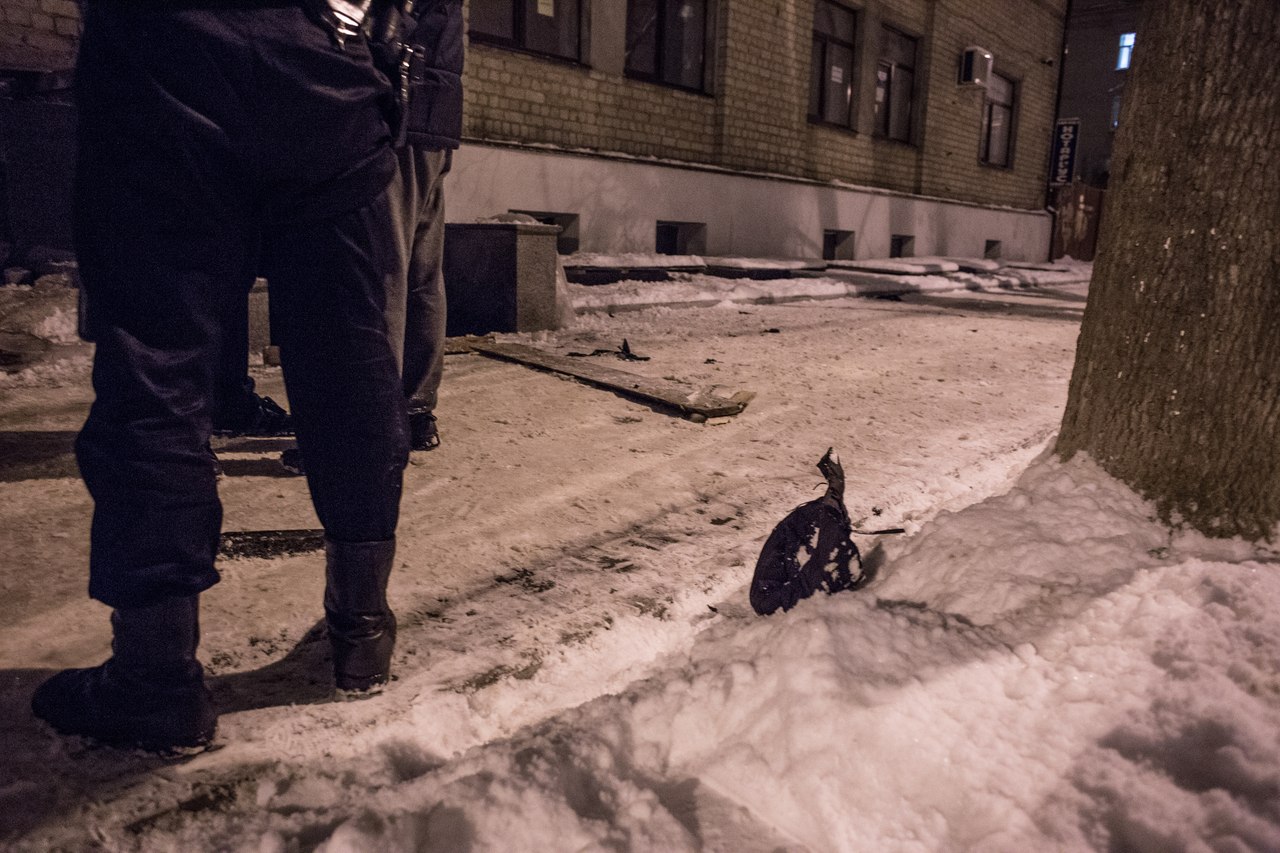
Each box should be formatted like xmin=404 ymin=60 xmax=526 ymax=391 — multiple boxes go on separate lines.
xmin=1 ymin=284 xmax=1092 ymax=850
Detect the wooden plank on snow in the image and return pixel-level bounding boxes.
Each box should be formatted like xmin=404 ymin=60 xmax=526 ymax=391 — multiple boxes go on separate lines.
xmin=467 ymin=340 xmax=755 ymax=420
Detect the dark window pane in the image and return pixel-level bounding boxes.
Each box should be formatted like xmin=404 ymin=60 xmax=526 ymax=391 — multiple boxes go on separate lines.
xmin=814 ymin=0 xmax=854 ymax=42
xmin=881 ymin=27 xmax=915 ymax=69
xmin=987 ymin=73 xmax=1013 ymax=106
xmin=809 ymin=39 xmax=825 ymax=117
xmin=524 ymin=0 xmax=579 ymax=59
xmin=888 ymin=66 xmax=912 ymax=140
xmin=662 ymin=0 xmax=706 ymax=88
xmin=626 ymin=0 xmax=659 ymax=75
xmin=471 ymin=0 xmax=514 ymax=40
xmin=823 ymin=42 xmax=853 ymax=125
xmin=981 ymin=73 xmax=1014 ymax=165
xmin=980 ymin=103 xmax=991 ymax=161
xmin=989 ymin=104 xmax=1010 ymax=164
xmin=986 ymin=103 xmax=1011 ymax=165
xmin=874 ymin=62 xmax=890 ymax=136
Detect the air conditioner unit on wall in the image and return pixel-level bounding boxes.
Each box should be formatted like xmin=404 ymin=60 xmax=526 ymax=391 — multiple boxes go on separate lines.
xmin=959 ymin=47 xmax=994 ymax=86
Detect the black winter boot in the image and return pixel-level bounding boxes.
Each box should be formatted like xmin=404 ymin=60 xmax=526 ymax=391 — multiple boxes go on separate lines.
xmin=324 ymin=538 xmax=397 ymax=695
xmin=31 ymin=596 xmax=216 ymax=752
xmin=408 ymin=411 xmax=440 ymax=452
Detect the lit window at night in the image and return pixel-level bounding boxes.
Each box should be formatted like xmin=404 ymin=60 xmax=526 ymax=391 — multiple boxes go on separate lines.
xmin=1116 ymin=32 xmax=1135 ymax=70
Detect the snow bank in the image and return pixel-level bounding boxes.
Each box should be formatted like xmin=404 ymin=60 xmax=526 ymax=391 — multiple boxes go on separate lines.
xmin=570 ymin=263 xmax=1092 ymax=314
xmin=565 ymin=252 xmax=706 ymax=269
xmin=0 ymin=284 xmax=91 ymax=388
xmin=268 ymin=455 xmax=1280 ymax=852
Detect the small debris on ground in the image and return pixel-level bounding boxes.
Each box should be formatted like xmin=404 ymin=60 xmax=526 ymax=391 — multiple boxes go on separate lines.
xmin=567 ymin=339 xmax=650 ymax=361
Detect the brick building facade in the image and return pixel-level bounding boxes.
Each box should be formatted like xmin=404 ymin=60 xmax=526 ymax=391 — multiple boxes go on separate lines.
xmin=0 ymin=0 xmax=1066 ymax=260
xmin=455 ymin=0 xmax=1067 ymax=259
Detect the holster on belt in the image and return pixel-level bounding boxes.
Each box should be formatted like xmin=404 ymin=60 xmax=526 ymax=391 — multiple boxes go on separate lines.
xmin=366 ymin=0 xmax=427 ymax=146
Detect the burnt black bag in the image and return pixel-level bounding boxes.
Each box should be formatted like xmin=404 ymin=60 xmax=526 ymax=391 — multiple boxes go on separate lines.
xmin=750 ymin=449 xmax=866 ymax=615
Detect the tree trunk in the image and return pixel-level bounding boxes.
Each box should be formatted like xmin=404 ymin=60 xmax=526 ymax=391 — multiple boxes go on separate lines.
xmin=1056 ymin=0 xmax=1280 ymax=541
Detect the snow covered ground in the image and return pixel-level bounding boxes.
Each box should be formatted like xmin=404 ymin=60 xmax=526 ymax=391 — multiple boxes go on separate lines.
xmin=2 ymin=270 xmax=1279 ymax=852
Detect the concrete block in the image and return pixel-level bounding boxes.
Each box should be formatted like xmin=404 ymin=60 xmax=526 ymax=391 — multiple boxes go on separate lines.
xmin=443 ymin=221 xmax=563 ymax=336
xmin=247 ymin=277 xmax=271 ymax=360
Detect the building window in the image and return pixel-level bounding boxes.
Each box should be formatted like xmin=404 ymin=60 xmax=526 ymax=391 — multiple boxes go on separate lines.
xmin=470 ymin=0 xmax=582 ymax=62
xmin=889 ymin=234 xmax=914 ymax=258
xmin=874 ymin=26 xmax=917 ymax=143
xmin=1116 ymin=32 xmax=1135 ymax=70
xmin=1110 ymin=93 xmax=1123 ymax=129
xmin=984 ymin=239 xmax=1002 ymax=259
xmin=809 ymin=0 xmax=857 ymax=129
xmin=979 ymin=72 xmax=1015 ymax=167
xmin=626 ymin=0 xmax=711 ymax=92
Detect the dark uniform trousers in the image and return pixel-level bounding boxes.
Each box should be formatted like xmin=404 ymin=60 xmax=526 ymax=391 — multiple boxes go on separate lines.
xmin=385 ymin=145 xmax=450 ymax=415
xmin=74 ymin=3 xmax=409 ymax=609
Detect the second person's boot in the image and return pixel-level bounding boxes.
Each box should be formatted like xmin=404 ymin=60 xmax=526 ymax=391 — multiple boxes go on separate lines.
xmin=324 ymin=537 xmax=397 ymax=695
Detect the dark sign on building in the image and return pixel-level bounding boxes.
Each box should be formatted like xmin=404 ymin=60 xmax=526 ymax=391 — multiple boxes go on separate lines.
xmin=1050 ymin=118 xmax=1080 ymax=186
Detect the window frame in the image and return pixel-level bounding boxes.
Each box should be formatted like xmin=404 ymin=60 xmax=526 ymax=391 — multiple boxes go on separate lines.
xmin=808 ymin=0 xmax=859 ymax=131
xmin=979 ymin=70 xmax=1016 ymax=168
xmin=873 ymin=24 xmax=918 ymax=144
xmin=624 ymin=0 xmax=715 ymax=94
xmin=468 ymin=0 xmax=585 ymax=64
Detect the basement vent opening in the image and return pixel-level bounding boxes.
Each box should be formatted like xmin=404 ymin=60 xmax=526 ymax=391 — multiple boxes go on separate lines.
xmin=823 ymin=229 xmax=856 ymax=261
xmin=656 ymin=221 xmax=707 ymax=255
xmin=889 ymin=234 xmax=915 ymax=258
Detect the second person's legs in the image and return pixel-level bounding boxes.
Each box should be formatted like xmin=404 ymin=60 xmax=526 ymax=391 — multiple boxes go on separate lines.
xmin=384 ymin=145 xmax=450 ymax=451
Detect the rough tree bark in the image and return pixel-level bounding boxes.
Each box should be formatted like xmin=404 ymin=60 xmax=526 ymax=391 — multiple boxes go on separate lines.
xmin=1056 ymin=0 xmax=1280 ymax=541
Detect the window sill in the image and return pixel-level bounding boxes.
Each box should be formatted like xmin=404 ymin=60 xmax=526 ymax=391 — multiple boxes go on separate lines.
xmin=622 ymin=70 xmax=714 ymax=98
xmin=808 ymin=117 xmax=858 ymax=135
xmin=872 ymin=133 xmax=917 ymax=149
xmin=468 ymin=35 xmax=588 ymax=69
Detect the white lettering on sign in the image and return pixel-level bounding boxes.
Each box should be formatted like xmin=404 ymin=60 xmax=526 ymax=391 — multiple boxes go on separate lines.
xmin=1052 ymin=121 xmax=1078 ymax=185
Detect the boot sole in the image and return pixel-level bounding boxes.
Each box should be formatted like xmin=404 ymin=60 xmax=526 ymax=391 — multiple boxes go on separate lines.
xmin=38 ymin=716 xmax=218 ymax=755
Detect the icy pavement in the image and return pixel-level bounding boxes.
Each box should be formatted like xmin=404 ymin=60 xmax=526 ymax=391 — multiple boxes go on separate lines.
xmin=4 ymin=277 xmax=1276 ymax=851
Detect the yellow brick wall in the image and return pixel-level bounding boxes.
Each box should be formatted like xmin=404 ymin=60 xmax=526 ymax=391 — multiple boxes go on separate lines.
xmin=0 ymin=0 xmax=80 ymax=71
xmin=463 ymin=0 xmax=1067 ymax=210
xmin=917 ymin=0 xmax=1065 ymax=208
xmin=464 ymin=45 xmax=719 ymax=161
xmin=4 ymin=0 xmax=1063 ymax=211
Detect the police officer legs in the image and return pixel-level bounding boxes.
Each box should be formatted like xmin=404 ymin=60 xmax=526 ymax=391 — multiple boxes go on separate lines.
xmin=32 ymin=2 xmax=406 ymax=751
